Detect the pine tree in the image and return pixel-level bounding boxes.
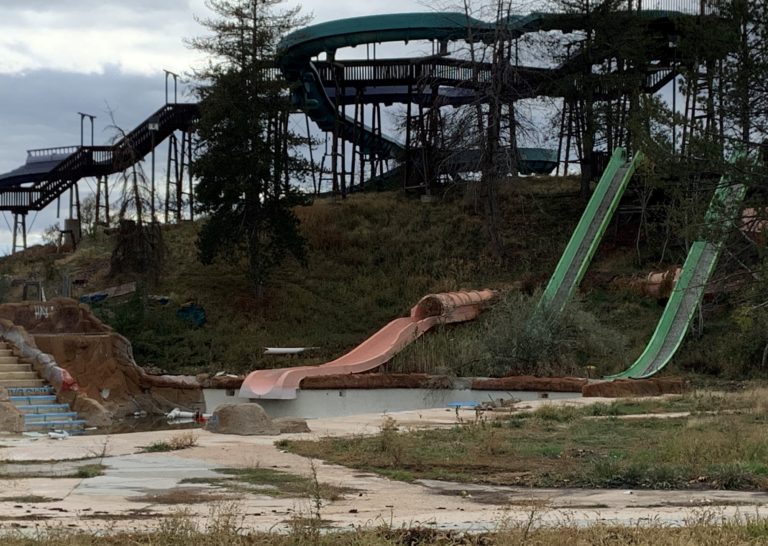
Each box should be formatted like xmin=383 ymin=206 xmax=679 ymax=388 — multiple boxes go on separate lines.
xmin=189 ymin=0 xmax=310 ymax=296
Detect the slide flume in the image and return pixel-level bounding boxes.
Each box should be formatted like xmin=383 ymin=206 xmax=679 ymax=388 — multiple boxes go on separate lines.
xmin=538 ymin=147 xmax=642 ymax=315
xmin=239 ymin=290 xmax=497 ymax=400
xmin=277 ymin=11 xmax=685 ymax=164
xmin=608 ymin=178 xmax=747 ymax=379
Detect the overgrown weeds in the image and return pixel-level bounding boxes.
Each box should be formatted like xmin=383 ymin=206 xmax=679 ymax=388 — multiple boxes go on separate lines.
xmin=180 ymin=465 xmax=351 ymax=501
xmin=7 ymin=512 xmax=768 ymax=544
xmin=282 ymin=390 xmax=768 ymax=491
xmin=392 ymin=291 xmax=629 ymax=377
xmin=141 ymin=431 xmax=198 ymax=453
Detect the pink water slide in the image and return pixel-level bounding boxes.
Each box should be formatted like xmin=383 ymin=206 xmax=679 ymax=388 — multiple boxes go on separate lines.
xmin=239 ymin=289 xmax=497 ymax=400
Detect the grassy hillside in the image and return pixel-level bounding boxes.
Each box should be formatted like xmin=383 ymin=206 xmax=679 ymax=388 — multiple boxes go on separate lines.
xmin=0 ymin=176 xmax=763 ymax=378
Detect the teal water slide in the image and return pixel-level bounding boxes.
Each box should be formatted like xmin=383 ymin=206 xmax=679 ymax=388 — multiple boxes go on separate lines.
xmin=277 ymin=11 xmax=685 ymax=167
xmin=538 ymin=148 xmax=643 ymax=315
xmin=278 ymin=12 xmax=548 ymax=161
xmin=608 ymin=178 xmax=747 ymax=379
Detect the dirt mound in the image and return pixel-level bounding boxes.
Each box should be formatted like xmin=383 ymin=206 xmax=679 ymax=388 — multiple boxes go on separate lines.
xmin=582 ymin=377 xmax=686 ymax=398
xmin=300 ymin=373 xmax=452 ymax=390
xmin=472 ymin=375 xmax=587 ymax=392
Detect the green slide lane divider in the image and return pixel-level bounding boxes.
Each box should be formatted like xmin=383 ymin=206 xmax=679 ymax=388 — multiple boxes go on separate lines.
xmin=538 ymin=147 xmax=642 ymax=316
xmin=607 ymin=177 xmax=747 ymax=380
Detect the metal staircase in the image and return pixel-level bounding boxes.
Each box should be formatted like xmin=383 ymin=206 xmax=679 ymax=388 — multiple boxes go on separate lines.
xmin=0 ymin=103 xmax=199 ymax=213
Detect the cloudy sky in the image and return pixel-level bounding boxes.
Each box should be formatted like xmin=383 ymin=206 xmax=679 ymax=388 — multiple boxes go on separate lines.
xmin=0 ymin=0 xmax=435 ymax=252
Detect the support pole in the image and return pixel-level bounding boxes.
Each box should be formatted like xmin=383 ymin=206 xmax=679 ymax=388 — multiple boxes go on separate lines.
xmin=351 ymin=93 xmax=359 ymax=192
xmin=305 ymin=114 xmax=317 ymax=194
xmin=405 ymin=84 xmax=413 ymax=188
xmin=187 ymin=132 xmax=194 ymax=220
xmin=12 ymin=213 xmax=27 ymax=255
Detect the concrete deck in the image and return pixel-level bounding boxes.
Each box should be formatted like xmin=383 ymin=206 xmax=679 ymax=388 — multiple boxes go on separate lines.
xmin=1 ymin=397 xmax=767 ymax=534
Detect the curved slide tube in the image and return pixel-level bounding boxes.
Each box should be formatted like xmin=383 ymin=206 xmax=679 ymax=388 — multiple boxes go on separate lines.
xmin=277 ymin=12 xmax=549 ymax=160
xmin=278 ymin=11 xmax=687 ymax=163
xmin=608 ymin=178 xmax=747 ymax=379
xmin=239 ymin=290 xmax=497 ymax=400
xmin=538 ymin=147 xmax=642 ymax=315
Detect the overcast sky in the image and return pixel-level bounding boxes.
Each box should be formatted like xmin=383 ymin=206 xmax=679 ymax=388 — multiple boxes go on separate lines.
xmin=0 ymin=0 xmax=438 ymax=252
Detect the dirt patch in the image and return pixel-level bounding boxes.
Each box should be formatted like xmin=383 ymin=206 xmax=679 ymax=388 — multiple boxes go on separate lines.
xmin=582 ymin=378 xmax=686 ymax=398
xmin=472 ymin=375 xmax=587 ymax=392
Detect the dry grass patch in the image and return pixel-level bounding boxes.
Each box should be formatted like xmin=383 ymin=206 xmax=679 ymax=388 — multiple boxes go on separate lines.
xmin=141 ymin=431 xmax=199 ymax=453
xmin=282 ymin=392 xmax=768 ymax=490
xmin=133 ymin=487 xmax=233 ymax=505
xmin=180 ymin=466 xmax=353 ymax=501
xmin=4 ymin=516 xmax=768 ymax=544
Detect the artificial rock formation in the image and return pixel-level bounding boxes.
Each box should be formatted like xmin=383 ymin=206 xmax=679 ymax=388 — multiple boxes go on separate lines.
xmin=274 ymin=417 xmax=311 ymax=434
xmin=0 ymin=298 xmax=203 ymax=419
xmin=0 ymin=386 xmax=23 ymax=432
xmin=205 ymin=403 xmax=280 ymax=435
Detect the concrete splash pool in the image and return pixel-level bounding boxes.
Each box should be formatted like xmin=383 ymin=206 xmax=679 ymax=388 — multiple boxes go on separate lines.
xmin=203 ymin=387 xmax=582 ymax=419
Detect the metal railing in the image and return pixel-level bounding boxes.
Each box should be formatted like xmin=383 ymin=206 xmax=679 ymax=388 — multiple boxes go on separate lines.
xmin=627 ymin=0 xmax=719 ymax=15
xmin=26 ymin=146 xmax=80 ymax=163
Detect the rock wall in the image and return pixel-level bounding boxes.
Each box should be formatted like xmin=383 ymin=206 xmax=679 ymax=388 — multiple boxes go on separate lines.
xmin=0 ymin=298 xmax=203 ymax=419
xmin=0 ymin=298 xmax=105 ymax=334
xmin=34 ymin=331 xmax=203 ymax=418
xmin=0 ymin=386 xmax=23 ymax=433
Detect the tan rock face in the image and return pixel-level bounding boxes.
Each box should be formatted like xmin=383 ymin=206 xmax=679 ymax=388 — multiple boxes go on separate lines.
xmin=274 ymin=417 xmax=311 ymax=434
xmin=34 ymin=333 xmax=203 ymax=418
xmin=0 ymin=385 xmax=9 ymax=403
xmin=0 ymin=402 xmax=23 ymax=433
xmin=58 ymin=392 xmax=114 ymax=427
xmin=0 ymin=298 xmax=203 ymax=419
xmin=0 ymin=298 xmax=107 ymax=334
xmin=205 ymin=403 xmax=280 ymax=436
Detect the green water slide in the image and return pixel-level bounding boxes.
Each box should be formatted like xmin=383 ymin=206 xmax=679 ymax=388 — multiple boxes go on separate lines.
xmin=538 ymin=148 xmax=643 ymax=315
xmin=608 ymin=179 xmax=747 ymax=380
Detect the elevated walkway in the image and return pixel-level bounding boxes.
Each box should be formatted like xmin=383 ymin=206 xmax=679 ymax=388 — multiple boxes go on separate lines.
xmin=0 ymin=103 xmax=198 ymax=212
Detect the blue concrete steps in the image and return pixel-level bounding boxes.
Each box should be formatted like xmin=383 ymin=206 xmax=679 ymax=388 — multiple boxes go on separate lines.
xmin=0 ymin=340 xmax=85 ymax=432
xmin=23 ymin=420 xmax=88 ymax=431
xmin=17 ymin=404 xmax=72 ymax=414
xmin=6 ymin=386 xmax=55 ymax=396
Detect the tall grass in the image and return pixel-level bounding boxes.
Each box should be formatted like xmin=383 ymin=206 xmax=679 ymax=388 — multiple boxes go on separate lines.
xmin=390 ymin=291 xmax=629 ymax=377
xmin=4 ymin=512 xmax=768 ymax=544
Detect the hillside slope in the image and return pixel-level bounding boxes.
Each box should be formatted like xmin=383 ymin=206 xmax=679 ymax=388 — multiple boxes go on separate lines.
xmin=4 ymin=176 xmax=757 ymax=378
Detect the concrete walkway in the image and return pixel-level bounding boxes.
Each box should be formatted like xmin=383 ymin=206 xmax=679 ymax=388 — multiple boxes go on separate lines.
xmin=1 ymin=398 xmax=767 ymax=533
